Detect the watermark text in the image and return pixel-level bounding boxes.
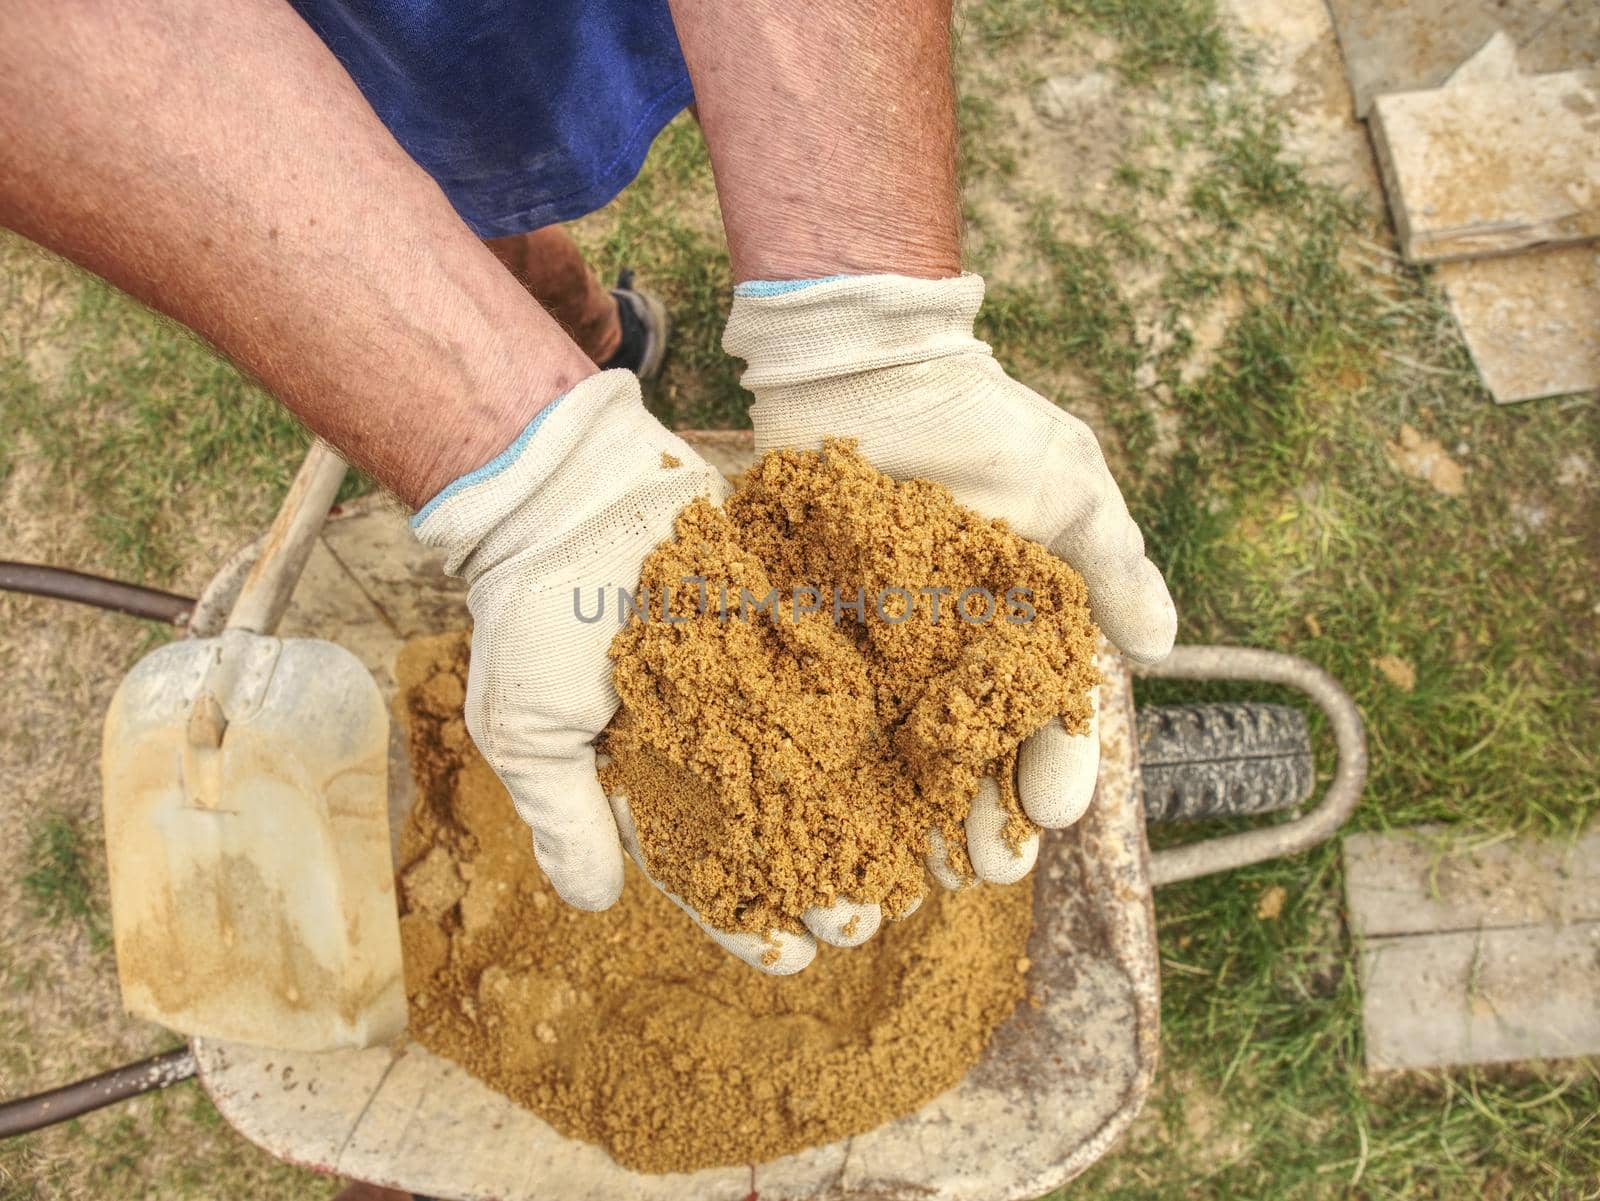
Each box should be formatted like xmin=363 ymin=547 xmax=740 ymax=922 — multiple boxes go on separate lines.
xmin=573 ymin=579 xmax=1036 ymax=626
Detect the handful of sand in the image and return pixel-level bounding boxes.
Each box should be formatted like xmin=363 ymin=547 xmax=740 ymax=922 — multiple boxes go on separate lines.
xmin=600 ymin=439 xmax=1100 ymax=937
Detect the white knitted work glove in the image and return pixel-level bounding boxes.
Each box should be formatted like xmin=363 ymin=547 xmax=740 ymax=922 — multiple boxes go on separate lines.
xmin=725 ymin=273 xmax=1176 ymax=893
xmin=413 ymin=369 xmax=838 ymax=974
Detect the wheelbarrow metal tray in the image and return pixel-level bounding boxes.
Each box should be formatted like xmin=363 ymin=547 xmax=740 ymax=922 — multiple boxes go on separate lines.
xmin=189 ymin=432 xmax=1160 ymax=1200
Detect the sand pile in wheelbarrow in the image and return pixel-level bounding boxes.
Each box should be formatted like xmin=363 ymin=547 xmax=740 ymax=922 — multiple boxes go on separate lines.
xmin=394 ymin=441 xmax=1104 ymax=1171
xmin=395 ymin=634 xmax=1035 ymax=1173
xmin=601 ymin=438 xmax=1101 ymax=933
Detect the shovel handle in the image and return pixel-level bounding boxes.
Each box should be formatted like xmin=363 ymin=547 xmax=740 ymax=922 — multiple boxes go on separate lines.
xmin=226 ymin=440 xmax=348 ymax=636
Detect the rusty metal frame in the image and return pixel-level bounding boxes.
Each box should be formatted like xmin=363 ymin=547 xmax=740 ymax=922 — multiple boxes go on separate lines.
xmin=1139 ymin=645 xmax=1368 ymax=887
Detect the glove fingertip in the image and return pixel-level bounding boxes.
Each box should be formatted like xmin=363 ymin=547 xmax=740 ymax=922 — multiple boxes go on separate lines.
xmin=966 ymin=779 xmax=1040 ymax=885
xmin=509 ymin=762 xmax=625 ymax=911
xmin=751 ymin=933 xmax=819 ymax=975
xmin=924 ymin=828 xmax=970 ymax=892
xmin=1018 ymin=712 xmax=1100 ymax=829
xmin=704 ymin=922 xmax=817 ymax=975
xmin=1093 ymin=560 xmax=1177 ymax=666
xmin=802 ymin=898 xmax=882 ymax=948
xmin=539 ymin=838 xmax=624 ymax=910
xmin=974 ymin=830 xmax=1039 ymax=885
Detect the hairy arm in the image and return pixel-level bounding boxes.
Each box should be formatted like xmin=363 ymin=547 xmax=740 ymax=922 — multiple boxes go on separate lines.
xmin=667 ymin=0 xmax=961 ymax=282
xmin=0 ymin=0 xmax=594 ymax=506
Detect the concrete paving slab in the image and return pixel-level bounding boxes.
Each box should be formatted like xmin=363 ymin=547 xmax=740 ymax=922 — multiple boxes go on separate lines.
xmin=1437 ymin=244 xmax=1600 ymax=403
xmin=1346 ymin=824 xmax=1600 ymax=1069
xmin=1345 ymin=824 xmax=1600 ymax=937
xmin=1325 ymin=0 xmax=1574 ymax=118
xmin=1359 ymin=922 xmax=1600 ymax=1070
xmin=1441 ymin=29 xmax=1520 ymax=89
xmin=1403 ymin=35 xmax=1600 ymax=402
xmin=1370 ymin=69 xmax=1600 ymax=262
xmin=1520 ymin=1 xmax=1600 ymax=75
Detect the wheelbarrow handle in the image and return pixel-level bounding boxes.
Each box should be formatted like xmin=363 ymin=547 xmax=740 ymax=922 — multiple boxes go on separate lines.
xmin=0 ymin=560 xmax=195 ymax=624
xmin=0 ymin=1048 xmax=196 ymax=1138
xmin=1136 ymin=645 xmax=1368 ymax=886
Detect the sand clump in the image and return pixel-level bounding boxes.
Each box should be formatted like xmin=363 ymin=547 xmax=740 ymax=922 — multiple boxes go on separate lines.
xmin=395 ymin=633 xmax=1035 ymax=1174
xmin=600 ymin=439 xmax=1100 ymax=936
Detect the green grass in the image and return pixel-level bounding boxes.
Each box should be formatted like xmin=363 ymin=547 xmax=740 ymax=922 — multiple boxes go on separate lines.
xmin=21 ymin=815 xmax=110 ymax=953
xmin=967 ymin=0 xmax=1234 ymax=83
xmin=1068 ymin=842 xmax=1600 ymax=1198
xmin=4 ymin=1082 xmax=337 ymax=1201
xmin=0 ymin=356 xmax=38 ymax=491
xmin=0 ymin=243 xmax=364 ymax=584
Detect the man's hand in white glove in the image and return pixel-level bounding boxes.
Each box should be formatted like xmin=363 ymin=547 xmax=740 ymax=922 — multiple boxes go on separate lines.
xmin=724 ymin=273 xmax=1177 ymax=888
xmin=414 ymin=369 xmax=831 ymax=974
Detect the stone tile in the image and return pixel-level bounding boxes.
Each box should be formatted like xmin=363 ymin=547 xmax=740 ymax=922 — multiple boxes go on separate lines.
xmin=1441 ymin=28 xmax=1520 ymax=89
xmin=1391 ymin=34 xmax=1600 ymax=403
xmin=1370 ymin=69 xmax=1600 ymax=262
xmin=1438 ymin=244 xmax=1600 ymax=402
xmin=1359 ymin=922 xmax=1600 ymax=1070
xmin=1344 ymin=824 xmax=1600 ymax=938
xmin=1325 ymin=0 xmax=1573 ymax=117
xmin=1521 ymin=1 xmax=1600 ymax=75
xmin=1346 ymin=824 xmax=1600 ymax=1069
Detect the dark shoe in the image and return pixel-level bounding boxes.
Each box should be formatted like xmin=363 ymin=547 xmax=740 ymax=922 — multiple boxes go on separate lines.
xmin=601 ymin=268 xmax=669 ymax=385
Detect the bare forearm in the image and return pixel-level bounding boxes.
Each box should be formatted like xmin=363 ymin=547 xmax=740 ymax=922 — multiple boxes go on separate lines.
xmin=668 ymin=0 xmax=961 ymax=282
xmin=0 ymin=0 xmax=594 ymax=506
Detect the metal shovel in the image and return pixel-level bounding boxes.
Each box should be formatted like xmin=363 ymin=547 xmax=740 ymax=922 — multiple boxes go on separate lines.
xmin=101 ymin=441 xmax=405 ymax=1052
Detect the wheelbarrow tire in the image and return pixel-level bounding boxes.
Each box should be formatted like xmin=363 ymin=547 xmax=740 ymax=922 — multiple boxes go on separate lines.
xmin=1136 ymin=702 xmax=1314 ymax=823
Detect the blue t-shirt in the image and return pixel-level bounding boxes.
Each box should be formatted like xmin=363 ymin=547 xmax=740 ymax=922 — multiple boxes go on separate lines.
xmin=289 ymin=0 xmax=695 ymax=237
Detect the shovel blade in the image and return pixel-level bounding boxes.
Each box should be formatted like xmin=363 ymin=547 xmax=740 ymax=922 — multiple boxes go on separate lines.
xmin=102 ymin=631 xmax=405 ymax=1051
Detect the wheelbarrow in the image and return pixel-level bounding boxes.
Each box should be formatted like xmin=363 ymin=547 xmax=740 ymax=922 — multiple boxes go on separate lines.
xmin=0 ymin=430 xmax=1367 ymax=1198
